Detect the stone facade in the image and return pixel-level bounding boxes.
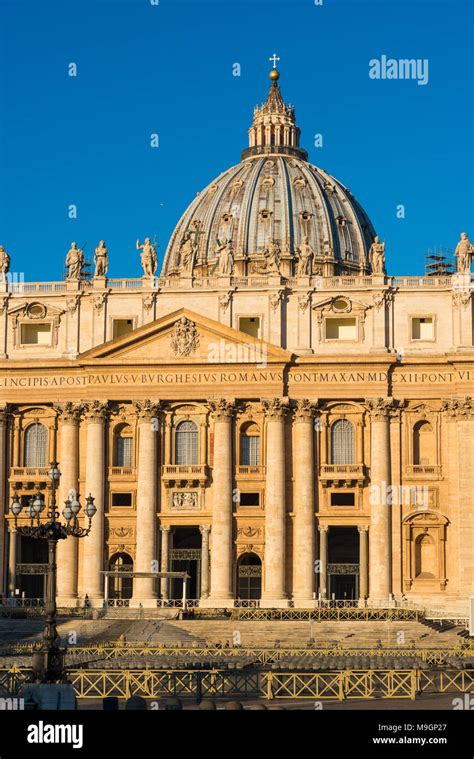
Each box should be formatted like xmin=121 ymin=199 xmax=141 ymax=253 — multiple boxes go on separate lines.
xmin=0 ymin=69 xmax=472 ymax=610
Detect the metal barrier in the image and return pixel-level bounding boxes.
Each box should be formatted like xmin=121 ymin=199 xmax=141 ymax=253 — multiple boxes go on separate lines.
xmin=1 ymin=667 xmax=473 ymax=700
xmin=2 ymin=642 xmax=472 ymax=664
xmin=231 ymin=608 xmax=421 ymax=621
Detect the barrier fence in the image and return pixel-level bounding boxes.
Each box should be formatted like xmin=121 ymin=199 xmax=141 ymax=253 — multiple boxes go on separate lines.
xmin=0 ymin=667 xmax=473 ymax=701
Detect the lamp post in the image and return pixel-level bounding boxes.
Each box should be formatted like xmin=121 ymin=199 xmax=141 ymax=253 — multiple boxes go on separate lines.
xmin=10 ymin=460 xmax=96 ymax=682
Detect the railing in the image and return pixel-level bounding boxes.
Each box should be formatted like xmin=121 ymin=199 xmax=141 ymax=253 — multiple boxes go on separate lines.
xmin=1 ymin=274 xmax=456 ymax=295
xmin=405 ymin=465 xmax=442 ymax=478
xmin=0 ymin=597 xmax=45 ymax=607
xmin=107 ymin=599 xmax=131 ymax=608
xmin=231 ymin=608 xmax=422 ymax=621
xmin=319 ymin=464 xmax=365 ymax=478
xmin=9 ymin=467 xmax=49 ymax=478
xmin=2 ymin=667 xmax=473 ymax=701
xmin=108 ymin=467 xmax=136 ymax=477
xmin=236 ymin=465 xmax=265 ymax=477
xmin=234 ymin=600 xmax=260 ymax=608
xmin=161 ymin=465 xmax=208 ymax=478
xmin=157 ymin=599 xmax=200 ymax=608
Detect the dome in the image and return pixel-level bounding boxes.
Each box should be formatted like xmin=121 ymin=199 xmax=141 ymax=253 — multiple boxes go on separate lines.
xmin=162 ymin=70 xmax=378 ymax=279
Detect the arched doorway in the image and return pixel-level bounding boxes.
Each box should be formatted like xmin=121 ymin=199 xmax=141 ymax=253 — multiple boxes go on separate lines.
xmin=109 ymin=552 xmax=133 ymax=600
xmin=237 ymin=553 xmax=262 ymax=600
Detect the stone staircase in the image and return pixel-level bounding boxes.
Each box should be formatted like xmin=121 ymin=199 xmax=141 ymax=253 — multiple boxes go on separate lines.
xmin=0 ymin=618 xmax=467 ymax=648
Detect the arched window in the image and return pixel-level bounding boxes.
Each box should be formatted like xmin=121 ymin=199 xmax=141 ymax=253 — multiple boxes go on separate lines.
xmin=330 ymin=419 xmax=354 ymax=465
xmin=240 ymin=423 xmax=260 ymax=466
xmin=413 ymin=421 xmax=434 ymax=465
xmin=114 ymin=424 xmax=133 ymax=468
xmin=175 ymin=420 xmax=198 ymax=465
xmin=24 ymin=423 xmax=48 ymax=467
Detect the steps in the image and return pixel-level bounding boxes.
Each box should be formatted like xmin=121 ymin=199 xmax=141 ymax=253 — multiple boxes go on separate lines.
xmin=0 ymin=618 xmax=467 ymax=648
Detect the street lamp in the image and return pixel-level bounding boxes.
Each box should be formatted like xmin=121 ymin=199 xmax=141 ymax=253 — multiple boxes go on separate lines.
xmin=10 ymin=459 xmax=97 ymax=682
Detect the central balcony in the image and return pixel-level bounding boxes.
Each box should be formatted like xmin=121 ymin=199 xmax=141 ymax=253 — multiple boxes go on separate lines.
xmin=161 ymin=464 xmax=209 ymax=488
xmin=236 ymin=465 xmax=266 ymax=478
xmin=319 ymin=464 xmax=366 ymax=488
xmin=9 ymin=467 xmax=50 ymax=488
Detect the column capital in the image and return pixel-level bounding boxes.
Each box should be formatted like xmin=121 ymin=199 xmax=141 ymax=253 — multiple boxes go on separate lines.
xmin=358 ymin=524 xmax=369 ymax=533
xmin=292 ymin=398 xmax=316 ymax=423
xmin=199 ymin=524 xmax=211 ymax=535
xmin=133 ymin=399 xmax=161 ymax=421
xmin=208 ymin=398 xmax=235 ymax=419
xmin=54 ymin=401 xmax=83 ymax=425
xmin=440 ymin=396 xmax=473 ymax=419
xmin=318 ymin=524 xmax=329 ymax=533
xmin=365 ymin=397 xmax=398 ymax=419
xmin=160 ymin=524 xmax=171 ymax=533
xmin=82 ymin=400 xmax=108 ymax=421
xmin=262 ymin=397 xmax=289 ymax=420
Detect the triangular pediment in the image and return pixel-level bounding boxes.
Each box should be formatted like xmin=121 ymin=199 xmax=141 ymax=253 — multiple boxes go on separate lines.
xmin=79 ymin=308 xmax=292 ymax=364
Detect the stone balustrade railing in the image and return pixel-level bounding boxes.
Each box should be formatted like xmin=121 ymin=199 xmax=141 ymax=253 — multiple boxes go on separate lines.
xmin=1 ymin=274 xmax=457 ymax=294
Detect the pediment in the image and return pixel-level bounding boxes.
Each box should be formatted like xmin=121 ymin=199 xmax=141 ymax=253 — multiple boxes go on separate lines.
xmin=79 ymin=308 xmax=292 ymax=364
xmin=312 ymin=295 xmax=369 ymax=313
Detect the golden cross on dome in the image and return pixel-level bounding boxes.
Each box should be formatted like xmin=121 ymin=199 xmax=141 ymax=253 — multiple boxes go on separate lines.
xmin=269 ymin=53 xmax=280 ymax=69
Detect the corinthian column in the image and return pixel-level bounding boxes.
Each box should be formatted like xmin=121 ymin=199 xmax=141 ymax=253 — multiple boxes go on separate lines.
xmin=82 ymin=401 xmax=107 ymax=606
xmin=358 ymin=525 xmax=369 ymax=601
xmin=0 ymin=406 xmax=8 ymax=595
xmin=199 ymin=524 xmax=211 ymax=600
xmin=159 ymin=525 xmax=170 ymax=600
xmin=204 ymin=399 xmax=234 ymax=607
xmin=262 ymin=398 xmax=289 ymax=607
xmin=131 ymin=400 xmax=160 ymax=607
xmin=366 ymin=398 xmax=393 ymax=601
xmin=55 ymin=402 xmax=82 ymax=606
xmin=292 ymin=399 xmax=315 ymax=607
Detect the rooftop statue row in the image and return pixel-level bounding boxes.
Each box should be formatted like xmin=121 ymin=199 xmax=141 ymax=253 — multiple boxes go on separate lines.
xmin=0 ymin=233 xmax=471 ymax=282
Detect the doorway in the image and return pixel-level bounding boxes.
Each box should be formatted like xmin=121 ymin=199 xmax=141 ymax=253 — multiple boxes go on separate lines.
xmin=237 ymin=552 xmax=262 ymax=600
xmin=169 ymin=527 xmax=201 ymax=600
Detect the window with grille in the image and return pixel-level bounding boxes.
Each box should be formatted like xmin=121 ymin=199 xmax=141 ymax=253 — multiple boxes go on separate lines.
xmin=330 ymin=419 xmax=354 ymax=465
xmin=24 ymin=423 xmax=48 ymax=467
xmin=175 ymin=420 xmax=198 ymax=465
xmin=240 ymin=425 xmax=261 ymax=466
xmin=116 ymin=436 xmax=133 ymax=467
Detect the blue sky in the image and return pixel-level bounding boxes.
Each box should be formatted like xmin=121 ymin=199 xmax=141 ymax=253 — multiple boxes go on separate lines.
xmin=0 ymin=0 xmax=472 ymax=279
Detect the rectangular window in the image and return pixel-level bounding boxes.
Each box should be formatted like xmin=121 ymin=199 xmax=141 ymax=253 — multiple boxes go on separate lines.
xmin=111 ymin=492 xmax=132 ymax=507
xmin=240 ymin=492 xmax=260 ymax=506
xmin=239 ymin=317 xmax=260 ymax=338
xmin=113 ymin=319 xmax=134 ymax=339
xmin=330 ymin=492 xmax=355 ymax=507
xmin=411 ymin=317 xmax=434 ymax=341
xmin=325 ymin=317 xmax=357 ymax=340
xmin=241 ymin=436 xmax=260 ymax=466
xmin=116 ymin=437 xmax=133 ymax=468
xmin=20 ymin=323 xmax=52 ymax=345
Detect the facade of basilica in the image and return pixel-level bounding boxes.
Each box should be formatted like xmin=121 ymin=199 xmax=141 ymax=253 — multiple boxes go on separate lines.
xmin=0 ymin=68 xmax=473 ymax=610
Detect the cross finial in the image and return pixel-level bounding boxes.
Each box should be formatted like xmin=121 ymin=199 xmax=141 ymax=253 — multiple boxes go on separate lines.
xmin=269 ymin=53 xmax=280 ymax=69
